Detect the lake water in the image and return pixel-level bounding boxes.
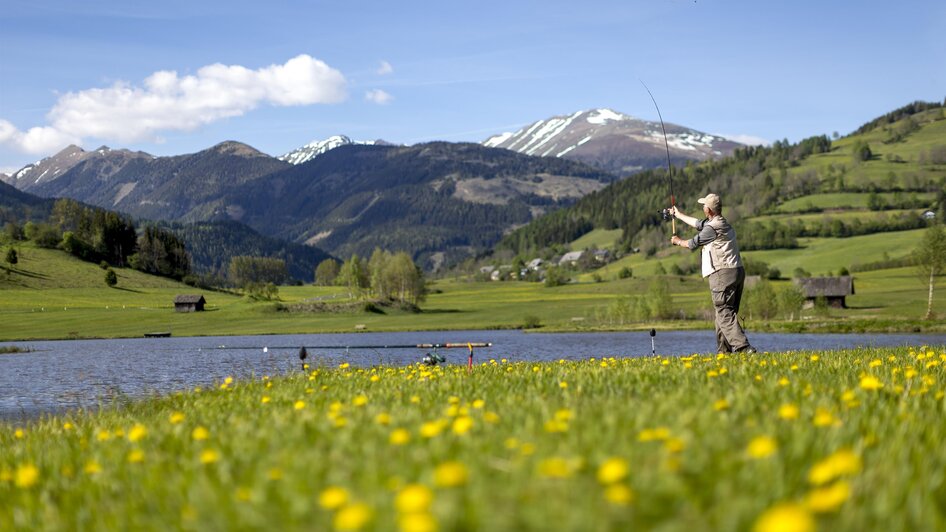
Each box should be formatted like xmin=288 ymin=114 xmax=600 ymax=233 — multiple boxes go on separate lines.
xmin=2 ymin=329 xmax=945 ymax=421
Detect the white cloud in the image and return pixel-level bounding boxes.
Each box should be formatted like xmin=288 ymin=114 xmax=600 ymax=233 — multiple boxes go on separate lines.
xmin=377 ymin=61 xmax=394 ymax=75
xmin=718 ymin=133 xmax=770 ymax=146
xmin=365 ymin=89 xmax=393 ymax=105
xmin=0 ymin=54 xmax=348 ymax=155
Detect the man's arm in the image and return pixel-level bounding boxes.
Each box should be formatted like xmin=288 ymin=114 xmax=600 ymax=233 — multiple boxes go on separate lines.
xmin=671 ymin=220 xmax=717 ymax=250
xmin=670 ymin=206 xmax=700 ymax=229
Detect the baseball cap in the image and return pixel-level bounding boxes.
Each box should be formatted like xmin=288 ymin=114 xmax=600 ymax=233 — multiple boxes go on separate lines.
xmin=697 ymin=193 xmax=721 ymax=212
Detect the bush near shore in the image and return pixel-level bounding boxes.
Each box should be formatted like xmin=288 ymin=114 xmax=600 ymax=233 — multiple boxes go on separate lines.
xmin=3 ymin=346 xmax=946 ymax=530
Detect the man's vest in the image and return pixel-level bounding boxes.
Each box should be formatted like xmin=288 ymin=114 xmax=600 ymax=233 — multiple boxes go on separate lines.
xmin=701 ymin=216 xmax=743 ymax=278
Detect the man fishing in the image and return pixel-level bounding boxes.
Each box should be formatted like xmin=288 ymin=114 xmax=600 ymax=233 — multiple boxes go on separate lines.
xmin=668 ymin=193 xmax=757 ymax=354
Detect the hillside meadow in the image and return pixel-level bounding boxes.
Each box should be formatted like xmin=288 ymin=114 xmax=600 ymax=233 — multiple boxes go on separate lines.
xmin=3 ymin=346 xmax=946 ymax=530
xmin=1 ymin=230 xmax=944 ymax=341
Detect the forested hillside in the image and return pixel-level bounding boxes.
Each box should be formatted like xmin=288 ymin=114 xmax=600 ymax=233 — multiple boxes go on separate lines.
xmin=220 ymin=142 xmax=615 ymax=266
xmin=499 ymin=101 xmax=946 ymax=257
xmin=165 ymin=221 xmax=333 ymax=283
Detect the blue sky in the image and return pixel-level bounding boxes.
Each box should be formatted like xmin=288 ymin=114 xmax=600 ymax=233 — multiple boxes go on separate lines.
xmin=1 ymin=0 xmax=944 ymax=173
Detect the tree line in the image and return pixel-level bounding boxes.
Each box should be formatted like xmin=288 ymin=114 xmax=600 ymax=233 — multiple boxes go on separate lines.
xmin=314 ymin=248 xmax=427 ymax=307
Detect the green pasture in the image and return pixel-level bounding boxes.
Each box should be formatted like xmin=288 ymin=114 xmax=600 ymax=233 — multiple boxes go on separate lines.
xmin=771 ymin=193 xmax=934 ymax=214
xmin=782 ymin=110 xmax=946 ymax=188
xmin=3 ymin=347 xmax=946 ymax=530
xmin=2 ymin=228 xmax=944 ymax=341
xmin=568 ymin=228 xmax=622 ymax=251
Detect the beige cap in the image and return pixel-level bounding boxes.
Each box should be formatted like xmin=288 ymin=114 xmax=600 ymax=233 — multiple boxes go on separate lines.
xmin=698 ymin=193 xmax=721 ymax=212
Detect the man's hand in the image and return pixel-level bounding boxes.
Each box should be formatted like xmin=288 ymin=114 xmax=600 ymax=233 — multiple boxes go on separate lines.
xmin=667 ymin=206 xmax=678 ymax=217
xmin=670 ymin=235 xmax=684 ymax=247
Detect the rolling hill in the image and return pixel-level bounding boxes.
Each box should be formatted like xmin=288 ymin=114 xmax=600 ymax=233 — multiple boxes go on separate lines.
xmin=498 ymin=101 xmax=946 ymax=263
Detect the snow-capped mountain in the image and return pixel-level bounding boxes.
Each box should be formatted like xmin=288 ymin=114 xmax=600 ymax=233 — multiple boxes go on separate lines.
xmin=278 ymin=135 xmax=386 ymax=165
xmin=0 ymin=172 xmax=11 ymax=185
xmin=10 ymin=145 xmax=154 ymax=191
xmin=483 ymin=108 xmax=743 ymax=176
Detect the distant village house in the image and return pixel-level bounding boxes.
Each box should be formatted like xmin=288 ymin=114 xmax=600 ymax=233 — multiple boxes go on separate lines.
xmin=794 ymin=276 xmax=855 ymax=309
xmin=174 ymin=294 xmax=206 ymax=313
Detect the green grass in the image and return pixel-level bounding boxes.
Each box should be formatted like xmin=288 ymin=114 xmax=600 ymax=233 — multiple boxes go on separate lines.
xmin=741 ymin=229 xmax=925 ymax=275
xmin=568 ymin=228 xmax=622 ymax=251
xmin=3 ymin=346 xmax=946 ymax=530
xmin=2 ymin=229 xmax=944 ymax=341
xmin=772 ymin=194 xmax=934 ymax=214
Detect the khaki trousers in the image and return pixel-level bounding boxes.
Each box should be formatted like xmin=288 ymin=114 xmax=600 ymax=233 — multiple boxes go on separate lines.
xmin=708 ymin=266 xmax=749 ymax=353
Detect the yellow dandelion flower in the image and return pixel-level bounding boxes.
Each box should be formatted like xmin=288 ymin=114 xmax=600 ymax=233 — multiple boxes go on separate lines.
xmin=809 ymin=355 xmax=820 ymax=361
xmin=544 ymin=419 xmax=568 ymax=433
xmin=353 ymin=394 xmax=368 ymax=407
xmin=192 ymin=426 xmax=210 ymax=441
xmin=452 ymin=416 xmax=474 ymax=435
xmin=805 ymin=480 xmax=850 ymax=513
xmin=420 ymin=420 xmax=445 ymax=438
xmin=603 ymin=484 xmax=635 ymax=506
xmin=597 ymin=457 xmax=629 ymax=485
xmin=14 ymin=464 xmax=39 ymax=488
xmin=472 ymin=399 xmax=485 ymax=409
xmin=808 ymin=449 xmax=861 ymax=486
xmin=63 ymin=422 xmax=74 ymax=431
xmin=375 ymin=412 xmax=392 ymax=425
xmin=128 ymin=423 xmax=147 ymax=443
xmin=319 ymin=486 xmax=350 ymax=510
xmin=504 ymin=437 xmax=520 ymax=450
xmin=395 ymin=484 xmax=433 ymax=513
xmin=664 ymin=437 xmax=686 ymax=454
xmin=714 ymin=399 xmax=730 ymax=411
xmin=127 ymin=449 xmax=145 ymax=463
xmin=483 ymin=411 xmax=500 ymax=424
xmin=778 ymin=377 xmax=790 ymax=387
xmin=84 ymin=461 xmax=102 ymax=475
xmin=170 ymin=412 xmax=185 ymax=424
xmin=813 ymin=408 xmax=839 ymax=427
xmin=752 ymin=502 xmax=814 ymax=532
xmin=14 ymin=428 xmax=25 ymax=439
xmin=747 ymin=436 xmax=778 ymax=459
xmin=538 ymin=457 xmax=575 ymax=479
xmin=389 ymin=428 xmax=411 ymax=445
xmin=778 ymin=403 xmax=799 ymax=420
xmin=859 ymin=375 xmax=884 ymax=391
xmin=555 ymin=409 xmax=573 ymax=421
xmin=398 ymin=512 xmax=437 ymax=532
xmin=261 ymin=396 xmax=271 ymax=404
xmin=235 ymin=487 xmax=252 ymax=501
xmin=868 ymin=359 xmax=882 ymax=368
xmin=410 ymin=395 xmax=421 ymax=404
xmin=200 ymin=449 xmax=220 ymax=464
xmin=334 ymin=503 xmax=372 ymax=531
xmin=370 ymin=375 xmax=381 ymax=382
xmin=520 ymin=443 xmax=536 ymax=456
xmin=96 ymin=429 xmax=112 ymax=442
xmin=294 ymin=400 xmax=306 ymax=410
xmin=434 ymin=461 xmax=468 ymax=487
xmin=339 ymin=363 xmax=350 ymax=369
xmin=559 ymin=381 xmax=569 ymax=389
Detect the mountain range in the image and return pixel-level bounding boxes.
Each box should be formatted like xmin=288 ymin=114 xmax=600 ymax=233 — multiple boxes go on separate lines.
xmin=483 ymin=108 xmax=743 ymax=175
xmin=3 ymin=108 xmax=745 ymax=267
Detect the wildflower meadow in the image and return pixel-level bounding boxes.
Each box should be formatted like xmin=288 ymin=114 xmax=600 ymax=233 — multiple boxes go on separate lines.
xmin=3 ymin=346 xmax=945 ymax=531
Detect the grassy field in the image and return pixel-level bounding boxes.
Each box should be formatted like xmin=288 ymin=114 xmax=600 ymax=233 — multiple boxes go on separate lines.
xmin=568 ymin=228 xmax=623 ymax=251
xmin=2 ymin=231 xmax=945 ymax=341
xmin=3 ymin=346 xmax=945 ymax=530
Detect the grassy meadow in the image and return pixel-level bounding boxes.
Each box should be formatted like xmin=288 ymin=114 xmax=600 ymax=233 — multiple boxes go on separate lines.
xmin=3 ymin=346 xmax=946 ymax=530
xmin=2 ymin=230 xmax=945 ymax=341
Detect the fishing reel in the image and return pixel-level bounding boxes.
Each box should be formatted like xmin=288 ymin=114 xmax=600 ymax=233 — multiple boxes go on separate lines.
xmin=422 ymin=352 xmax=446 ymax=366
xmin=659 ymin=208 xmax=673 ymax=222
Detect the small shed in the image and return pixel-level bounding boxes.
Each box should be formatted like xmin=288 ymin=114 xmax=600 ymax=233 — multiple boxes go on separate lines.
xmin=558 ymin=250 xmax=584 ymax=266
xmin=174 ymin=294 xmax=206 ymax=313
xmin=794 ymin=277 xmax=855 ymax=309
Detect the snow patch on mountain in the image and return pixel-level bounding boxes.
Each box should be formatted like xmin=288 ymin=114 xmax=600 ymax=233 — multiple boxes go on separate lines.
xmin=279 ymin=135 xmax=376 ymax=165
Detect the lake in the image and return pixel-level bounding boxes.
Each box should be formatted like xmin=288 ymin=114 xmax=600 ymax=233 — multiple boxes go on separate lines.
xmin=2 ymin=329 xmax=945 ymax=421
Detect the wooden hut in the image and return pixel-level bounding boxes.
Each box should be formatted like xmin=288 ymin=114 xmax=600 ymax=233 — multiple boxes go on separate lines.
xmin=794 ymin=277 xmax=855 ymax=309
xmin=174 ymin=294 xmax=206 ymax=313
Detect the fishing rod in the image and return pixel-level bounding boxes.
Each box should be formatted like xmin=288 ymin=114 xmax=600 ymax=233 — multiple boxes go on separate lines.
xmin=209 ymin=343 xmax=493 ymax=350
xmin=639 ymin=79 xmax=676 ymax=236
xmin=207 ymin=342 xmax=493 ymax=371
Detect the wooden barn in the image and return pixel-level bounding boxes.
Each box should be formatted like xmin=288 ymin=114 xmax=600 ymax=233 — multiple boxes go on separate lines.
xmin=794 ymin=276 xmax=855 ymax=309
xmin=174 ymin=294 xmax=206 ymax=313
